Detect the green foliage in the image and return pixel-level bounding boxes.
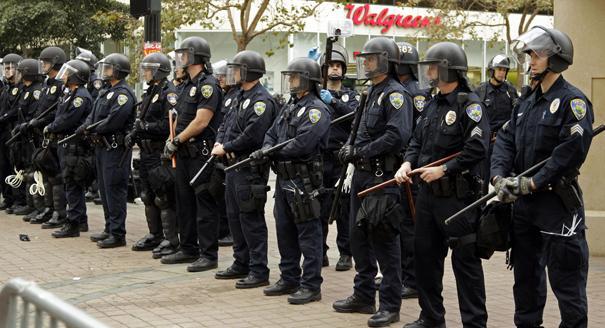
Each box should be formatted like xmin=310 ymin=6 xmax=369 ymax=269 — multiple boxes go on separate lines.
xmin=0 ymin=0 xmax=132 ymax=57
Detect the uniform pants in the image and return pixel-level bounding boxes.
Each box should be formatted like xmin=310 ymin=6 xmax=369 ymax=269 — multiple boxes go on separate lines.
xmin=350 ymin=169 xmax=402 ymax=312
xmin=95 ymin=146 xmax=131 ymax=237
xmin=414 ymin=185 xmax=487 ymax=327
xmin=273 ymin=177 xmax=323 ymax=291
xmin=175 ymin=151 xmax=219 ymax=260
xmin=225 ymin=168 xmax=269 ymax=279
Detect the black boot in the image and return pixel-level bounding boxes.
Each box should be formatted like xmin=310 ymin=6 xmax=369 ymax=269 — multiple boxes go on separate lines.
xmin=90 ymin=231 xmax=109 ymax=242
xmin=367 ymin=311 xmax=400 ymax=327
xmin=218 ymin=234 xmax=233 ymax=247
xmin=287 ymin=288 xmax=321 ymax=305
xmin=215 ymin=265 xmax=249 ymax=280
xmin=23 ymin=209 xmax=41 ymax=223
xmin=263 ymin=279 xmax=299 ymax=296
xmin=29 ymin=207 xmax=51 ymax=224
xmin=160 ymin=251 xmax=198 ymax=264
xmin=52 ymin=221 xmax=80 ymax=238
xmin=131 ymin=233 xmax=163 ymax=251
xmin=41 ymin=211 xmax=65 ymax=229
xmin=403 ymin=318 xmax=446 ymax=328
xmin=187 ymin=258 xmax=218 ymax=272
xmin=79 ymin=222 xmax=89 ymax=232
xmin=235 ymin=275 xmax=269 ymax=289
xmin=97 ymin=235 xmax=126 ymax=248
xmin=335 ymin=255 xmax=353 ymax=271
xmin=401 ymin=285 xmax=419 ymax=299
xmin=332 ymin=294 xmax=376 ymax=314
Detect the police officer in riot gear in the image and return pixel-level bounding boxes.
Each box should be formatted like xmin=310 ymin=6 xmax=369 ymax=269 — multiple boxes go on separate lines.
xmin=80 ymin=53 xmax=136 ymax=248
xmin=492 ymin=26 xmax=593 ymax=328
xmin=252 ymin=57 xmax=329 ymax=304
xmin=0 ymin=53 xmax=24 ymax=213
xmin=475 ymin=54 xmax=518 ymax=192
xmin=129 ymin=52 xmax=179 ymax=255
xmin=75 ymin=47 xmax=103 ymax=100
xmin=32 ymin=46 xmax=68 ymax=228
xmin=10 ymin=59 xmax=45 ymax=219
xmin=48 ymin=59 xmax=93 ymax=237
xmin=211 ymin=58 xmax=233 ymax=247
xmin=317 ymin=44 xmax=358 ymax=271
xmin=213 ymin=50 xmax=277 ymax=288
xmin=332 ymin=37 xmax=412 ymax=327
xmin=395 ymin=42 xmax=489 ymax=328
xmin=160 ymin=36 xmax=223 ymax=272
xmin=395 ymin=41 xmax=430 ymax=300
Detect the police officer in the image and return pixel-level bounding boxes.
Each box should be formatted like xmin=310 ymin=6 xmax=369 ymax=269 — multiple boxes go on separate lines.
xmin=317 ymin=44 xmax=358 ymax=271
xmin=129 ymin=52 xmax=179 ymax=256
xmin=332 ymin=37 xmax=411 ymax=327
xmin=32 ymin=46 xmax=68 ymax=228
xmin=395 ymin=42 xmax=489 ymax=328
xmin=213 ymin=50 xmax=276 ymax=288
xmin=79 ymin=53 xmax=136 ymax=248
xmin=160 ymin=36 xmax=223 ymax=273
xmin=47 ymin=60 xmax=93 ymax=237
xmin=252 ymin=57 xmax=329 ymax=304
xmin=9 ymin=59 xmax=45 ymax=219
xmin=491 ymin=26 xmax=592 ymax=328
xmin=0 ymin=53 xmax=24 ymax=213
xmin=75 ymin=47 xmax=104 ymax=101
xmin=395 ymin=41 xmax=430 ymax=300
xmin=475 ymin=54 xmax=518 ymax=192
xmin=211 ymin=58 xmax=233 ymax=247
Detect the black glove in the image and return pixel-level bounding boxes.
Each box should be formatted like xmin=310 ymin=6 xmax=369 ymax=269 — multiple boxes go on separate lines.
xmin=338 ymin=145 xmax=358 ymax=164
xmin=124 ymin=133 xmax=136 ymax=148
xmin=134 ymin=119 xmax=146 ymax=132
xmin=74 ymin=123 xmax=89 ymax=136
xmin=250 ymin=149 xmax=267 ymax=161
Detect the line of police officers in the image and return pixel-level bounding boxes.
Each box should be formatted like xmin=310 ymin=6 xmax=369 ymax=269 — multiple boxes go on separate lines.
xmin=0 ymin=24 xmax=593 ymax=328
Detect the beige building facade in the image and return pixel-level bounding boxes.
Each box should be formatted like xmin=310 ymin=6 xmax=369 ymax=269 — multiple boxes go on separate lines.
xmin=555 ymin=0 xmax=605 ymax=254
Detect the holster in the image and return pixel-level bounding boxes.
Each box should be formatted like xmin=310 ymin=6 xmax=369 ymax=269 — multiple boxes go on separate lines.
xmin=238 ymin=184 xmax=270 ymax=213
xmin=291 ymin=189 xmax=321 ymax=224
xmin=552 ymin=176 xmax=583 ymax=213
xmin=475 ymin=201 xmax=513 ymax=259
xmin=430 ymin=172 xmax=483 ymax=199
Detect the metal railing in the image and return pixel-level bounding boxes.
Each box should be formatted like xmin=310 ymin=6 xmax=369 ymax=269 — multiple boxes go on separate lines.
xmin=0 ymin=278 xmax=110 ymax=328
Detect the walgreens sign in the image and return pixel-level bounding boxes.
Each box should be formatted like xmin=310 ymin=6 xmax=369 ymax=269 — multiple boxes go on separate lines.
xmin=344 ymin=4 xmax=441 ymax=34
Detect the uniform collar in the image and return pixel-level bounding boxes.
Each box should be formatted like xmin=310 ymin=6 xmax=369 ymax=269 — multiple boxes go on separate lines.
xmin=110 ymin=80 xmax=127 ymax=90
xmin=540 ymin=75 xmax=565 ymax=102
xmin=436 ymin=86 xmax=460 ymax=106
xmin=190 ymin=71 xmax=206 ymax=85
xmin=241 ymin=82 xmax=261 ymax=98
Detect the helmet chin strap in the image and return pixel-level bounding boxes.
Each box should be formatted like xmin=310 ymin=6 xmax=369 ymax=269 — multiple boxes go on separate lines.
xmin=328 ymin=75 xmax=343 ymax=81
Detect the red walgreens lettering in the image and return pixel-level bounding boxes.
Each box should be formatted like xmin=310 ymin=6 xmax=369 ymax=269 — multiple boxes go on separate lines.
xmin=344 ymin=3 xmax=440 ymax=34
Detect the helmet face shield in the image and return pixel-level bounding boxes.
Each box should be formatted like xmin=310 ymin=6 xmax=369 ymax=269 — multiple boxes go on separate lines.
xmin=226 ymin=64 xmax=245 ymax=86
xmin=39 ymin=59 xmax=54 ymax=74
xmin=511 ymin=28 xmax=559 ymax=67
xmin=281 ymin=71 xmax=309 ymax=95
xmin=355 ymin=52 xmax=388 ymax=79
xmin=2 ymin=62 xmax=17 ymax=80
xmin=56 ymin=63 xmax=78 ymax=85
xmin=174 ymin=49 xmax=194 ymax=69
xmin=98 ymin=61 xmax=115 ymax=81
xmin=139 ymin=62 xmax=160 ymax=83
xmin=417 ymin=61 xmax=454 ymax=89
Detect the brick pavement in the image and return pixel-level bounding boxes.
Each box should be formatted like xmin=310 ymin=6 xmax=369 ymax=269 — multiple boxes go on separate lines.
xmin=1 ymin=186 xmax=604 ymax=327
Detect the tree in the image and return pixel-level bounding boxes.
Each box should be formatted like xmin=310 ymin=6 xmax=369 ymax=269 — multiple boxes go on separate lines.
xmin=410 ymin=0 xmax=553 ymax=88
xmin=0 ymin=0 xmax=132 ymax=57
xmin=160 ymin=0 xmax=322 ymax=55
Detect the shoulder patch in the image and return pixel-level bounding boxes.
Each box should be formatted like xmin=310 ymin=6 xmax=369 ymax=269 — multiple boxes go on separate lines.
xmin=73 ymin=97 xmax=83 ymax=108
xmin=201 ymin=85 xmax=213 ymax=98
xmin=570 ymin=98 xmax=587 ymax=121
xmin=117 ymin=94 xmax=128 ymax=106
xmin=33 ymin=90 xmax=41 ymax=100
xmin=465 ymin=103 xmax=482 ymax=122
xmin=309 ymin=108 xmax=321 ymax=124
xmin=413 ymin=95 xmax=426 ymax=112
xmin=253 ymin=102 xmax=266 ymax=116
xmin=167 ymin=93 xmax=178 ymax=106
xmin=389 ymin=92 xmax=404 ymax=110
